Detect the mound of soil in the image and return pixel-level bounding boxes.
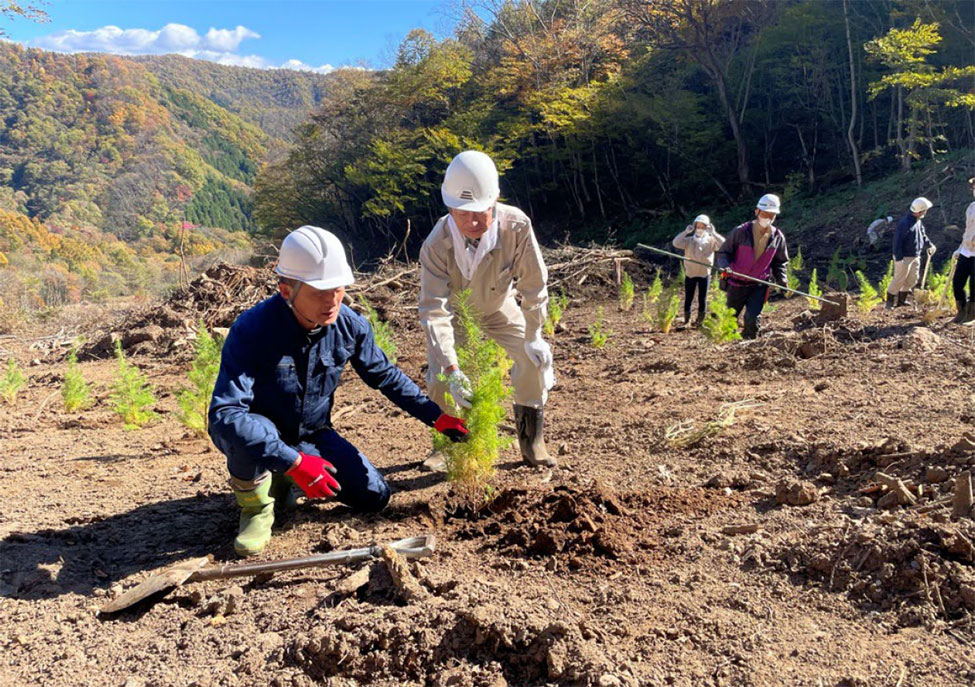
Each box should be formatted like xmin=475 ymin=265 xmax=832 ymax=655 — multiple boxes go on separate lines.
xmin=772 ymin=517 xmax=975 ymax=626
xmin=287 ymin=594 xmax=616 ymax=685
xmin=449 ymin=481 xmax=740 ymax=570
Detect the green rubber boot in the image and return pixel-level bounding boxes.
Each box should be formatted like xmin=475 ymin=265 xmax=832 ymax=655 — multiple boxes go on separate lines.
xmin=270 ymin=473 xmax=298 ymax=513
xmin=233 ymin=479 xmax=275 ymax=557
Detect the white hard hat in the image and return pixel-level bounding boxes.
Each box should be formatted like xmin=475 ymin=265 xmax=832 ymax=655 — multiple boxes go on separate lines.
xmin=693 ymin=214 xmax=710 ymax=227
xmin=756 ymin=194 xmax=781 ymax=214
xmin=910 ymin=197 xmax=933 ymax=214
xmin=441 ymin=150 xmax=500 ymax=212
xmin=275 ymin=225 xmax=354 ymax=290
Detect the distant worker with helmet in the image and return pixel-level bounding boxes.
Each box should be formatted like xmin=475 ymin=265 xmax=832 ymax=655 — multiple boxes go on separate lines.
xmin=418 ymin=150 xmax=556 ymax=471
xmin=715 ymin=194 xmax=790 ymax=339
xmin=672 ymin=214 xmax=724 ymax=327
xmin=886 ymin=197 xmax=936 ymax=309
xmin=209 ymin=226 xmax=469 ymax=557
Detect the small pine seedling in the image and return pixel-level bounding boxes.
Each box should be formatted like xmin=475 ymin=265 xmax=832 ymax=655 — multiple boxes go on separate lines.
xmin=827 ymin=248 xmax=848 ymax=292
xmin=110 ymin=341 xmax=157 ymax=430
xmin=855 ymin=270 xmax=881 ymax=315
xmin=786 ymin=248 xmax=804 ymax=295
xmin=618 ymin=270 xmax=635 ymax=312
xmin=1 ymin=357 xmax=25 ymax=404
xmin=642 ymin=269 xmax=663 ymax=323
xmin=656 ymin=280 xmax=681 ymax=334
xmin=588 ymin=306 xmax=610 ymax=348
xmin=176 ymin=323 xmax=223 ymax=436
xmin=433 ymin=290 xmax=512 ymax=503
xmin=62 ymin=347 xmax=92 ymax=412
xmin=701 ymin=291 xmax=741 ymax=343
xmin=544 ymin=288 xmax=569 ymax=336
xmin=807 ymin=269 xmax=823 ymax=310
xmin=878 ymin=259 xmax=894 ymax=299
xmin=360 ymin=298 xmax=397 ymax=364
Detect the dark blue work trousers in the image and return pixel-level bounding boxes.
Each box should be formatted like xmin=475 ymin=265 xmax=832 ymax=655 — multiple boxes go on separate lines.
xmin=223 ymin=414 xmax=390 ymax=513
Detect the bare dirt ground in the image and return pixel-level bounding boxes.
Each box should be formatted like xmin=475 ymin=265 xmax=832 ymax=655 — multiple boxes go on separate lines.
xmin=2 ymin=263 xmax=975 ymax=687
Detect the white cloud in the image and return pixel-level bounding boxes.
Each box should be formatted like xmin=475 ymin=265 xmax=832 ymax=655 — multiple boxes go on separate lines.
xmin=204 ymin=26 xmax=261 ymax=52
xmin=27 ymin=23 xmax=346 ymax=75
xmin=280 ymin=59 xmax=335 ymax=75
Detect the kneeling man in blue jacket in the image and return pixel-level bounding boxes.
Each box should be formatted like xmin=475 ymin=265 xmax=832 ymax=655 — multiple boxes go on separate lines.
xmin=209 ymin=226 xmax=468 ymax=556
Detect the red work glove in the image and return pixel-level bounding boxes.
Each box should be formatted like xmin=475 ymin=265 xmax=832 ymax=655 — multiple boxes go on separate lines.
xmin=434 ymin=413 xmax=469 ymax=443
xmin=286 ymin=452 xmax=340 ymax=499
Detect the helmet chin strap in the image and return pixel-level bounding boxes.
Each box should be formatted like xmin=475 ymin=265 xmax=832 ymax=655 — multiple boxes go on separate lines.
xmin=285 ymin=281 xmax=325 ymax=328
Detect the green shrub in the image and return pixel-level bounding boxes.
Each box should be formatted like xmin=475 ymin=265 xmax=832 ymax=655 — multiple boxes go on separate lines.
xmin=855 ymin=270 xmax=881 ymax=315
xmin=110 ymin=341 xmax=156 ymax=430
xmin=176 ymin=323 xmax=223 ymax=436
xmin=588 ymin=306 xmax=610 ymax=348
xmin=618 ymin=270 xmax=635 ymax=312
xmin=656 ymin=280 xmax=681 ymax=334
xmin=0 ymin=358 xmax=25 ymax=404
xmin=433 ymin=290 xmax=512 ymax=501
xmin=360 ymin=298 xmax=397 ymax=364
xmin=701 ymin=291 xmax=742 ymax=343
xmin=544 ymin=288 xmax=569 ymax=336
xmin=61 ymin=347 xmax=92 ymax=412
xmin=807 ymin=269 xmax=823 ymax=310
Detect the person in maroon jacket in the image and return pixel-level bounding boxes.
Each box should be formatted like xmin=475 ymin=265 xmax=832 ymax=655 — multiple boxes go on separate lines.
xmin=715 ymin=194 xmax=790 ymax=339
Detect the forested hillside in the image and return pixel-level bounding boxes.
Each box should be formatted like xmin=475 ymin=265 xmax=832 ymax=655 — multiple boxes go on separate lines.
xmin=0 ymin=42 xmax=333 ymax=325
xmin=133 ymin=55 xmax=333 ymax=143
xmin=255 ymin=0 xmax=974 ymax=257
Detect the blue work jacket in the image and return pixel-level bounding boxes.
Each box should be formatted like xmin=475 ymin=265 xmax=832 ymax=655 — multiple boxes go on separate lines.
xmin=208 ymin=294 xmax=441 ymax=472
xmin=892 ymin=213 xmax=931 ymax=261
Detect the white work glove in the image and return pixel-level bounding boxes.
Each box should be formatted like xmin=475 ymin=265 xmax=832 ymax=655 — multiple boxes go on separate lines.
xmin=524 ymin=338 xmax=556 ymax=391
xmin=927 ymin=244 xmax=937 ymax=256
xmin=446 ymin=369 xmax=472 ymax=410
xmin=524 ymin=338 xmax=553 ymax=368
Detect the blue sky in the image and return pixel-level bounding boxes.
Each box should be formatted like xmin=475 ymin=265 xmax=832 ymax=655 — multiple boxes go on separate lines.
xmin=2 ymin=0 xmax=454 ymax=73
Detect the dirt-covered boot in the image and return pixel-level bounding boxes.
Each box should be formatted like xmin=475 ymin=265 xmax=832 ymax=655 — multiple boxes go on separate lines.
xmin=515 ymin=404 xmax=557 ymax=468
xmin=232 ymin=478 xmax=274 ymax=557
xmin=885 ymin=293 xmax=896 ymax=310
xmin=269 ymin=473 xmax=298 ymax=513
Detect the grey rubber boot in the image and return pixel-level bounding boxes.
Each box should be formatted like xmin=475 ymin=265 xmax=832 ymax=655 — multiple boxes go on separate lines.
xmin=420 ymin=449 xmax=448 ymax=473
xmin=514 ymin=405 xmax=557 ymax=468
xmin=961 ymin=301 xmax=975 ymax=326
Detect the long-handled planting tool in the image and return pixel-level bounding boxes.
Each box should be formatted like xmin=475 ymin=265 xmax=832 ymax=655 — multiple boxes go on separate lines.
xmin=99 ymin=534 xmax=435 ymax=614
xmin=636 ymin=243 xmax=839 ymax=306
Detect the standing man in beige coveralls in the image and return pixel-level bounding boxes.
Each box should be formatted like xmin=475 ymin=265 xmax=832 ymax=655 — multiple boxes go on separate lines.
xmin=419 ymin=150 xmax=557 ymax=471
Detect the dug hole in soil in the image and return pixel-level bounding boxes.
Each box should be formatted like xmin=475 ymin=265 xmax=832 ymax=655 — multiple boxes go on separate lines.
xmin=2 ymin=253 xmax=975 ymax=687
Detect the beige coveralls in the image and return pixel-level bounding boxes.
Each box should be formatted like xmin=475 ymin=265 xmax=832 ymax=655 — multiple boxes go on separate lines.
xmin=419 ymin=203 xmax=550 ymax=410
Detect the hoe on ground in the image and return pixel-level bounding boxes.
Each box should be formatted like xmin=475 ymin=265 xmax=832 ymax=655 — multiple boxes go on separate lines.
xmin=99 ymin=534 xmax=436 ymax=614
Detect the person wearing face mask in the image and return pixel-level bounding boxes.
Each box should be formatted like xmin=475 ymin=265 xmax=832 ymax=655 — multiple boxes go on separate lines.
xmin=419 ymin=150 xmax=556 ymax=472
xmin=672 ymin=214 xmax=725 ymax=327
xmin=950 ymin=178 xmax=975 ymax=325
xmin=887 ymin=197 xmax=936 ymax=309
xmin=715 ymin=194 xmax=789 ymax=339
xmin=208 ymin=226 xmax=468 ymax=557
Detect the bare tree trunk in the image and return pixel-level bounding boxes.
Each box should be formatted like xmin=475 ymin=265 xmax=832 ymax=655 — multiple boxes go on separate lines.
xmin=842 ymin=0 xmax=862 ymax=186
